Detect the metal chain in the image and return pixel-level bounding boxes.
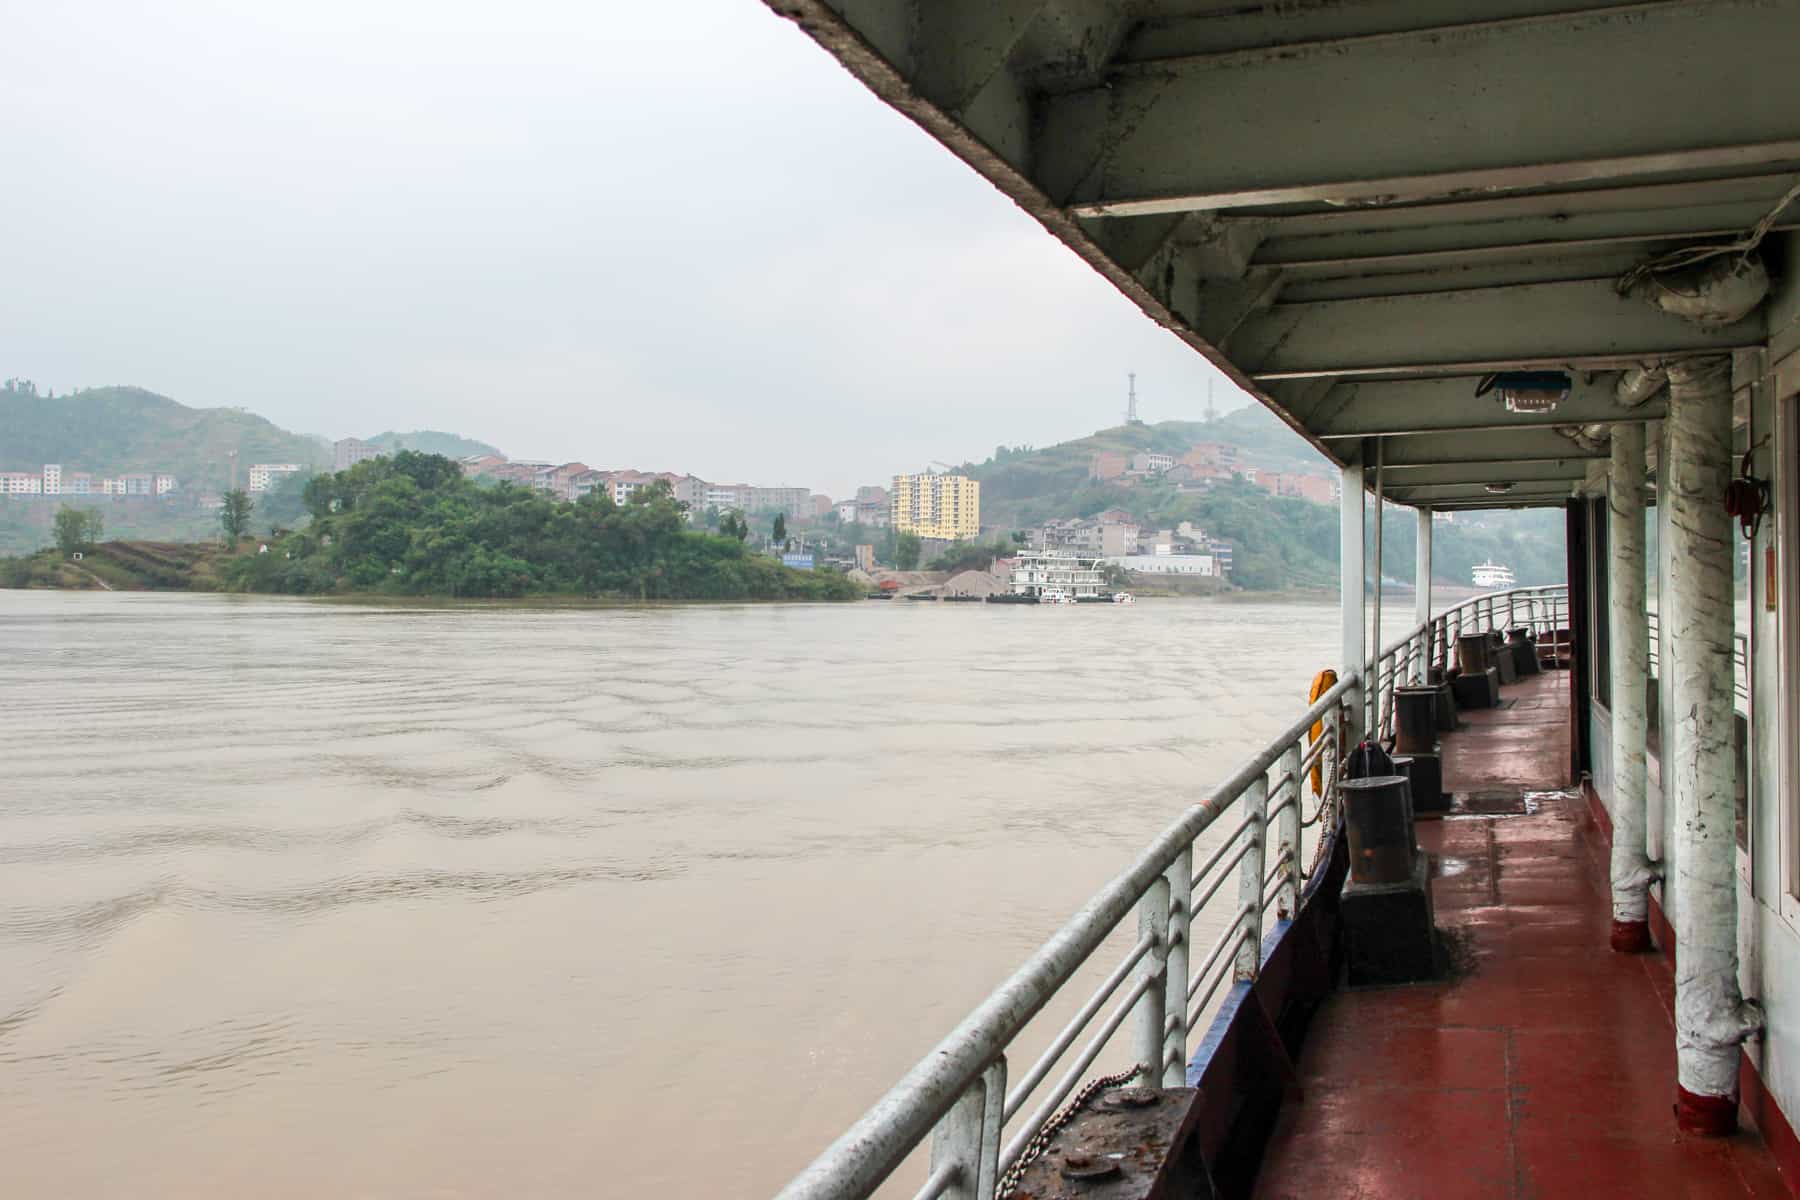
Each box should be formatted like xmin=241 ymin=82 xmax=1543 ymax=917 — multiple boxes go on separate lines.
xmin=993 ymin=1066 xmax=1142 ymax=1200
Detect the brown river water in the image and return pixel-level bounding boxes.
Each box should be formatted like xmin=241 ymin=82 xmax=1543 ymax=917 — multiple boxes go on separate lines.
xmin=0 ymin=591 xmax=1419 ymax=1197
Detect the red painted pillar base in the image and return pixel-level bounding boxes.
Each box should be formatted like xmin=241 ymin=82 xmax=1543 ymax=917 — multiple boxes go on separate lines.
xmin=1677 ymin=1086 xmax=1740 ymax=1136
xmin=1610 ymin=919 xmax=1652 ymax=953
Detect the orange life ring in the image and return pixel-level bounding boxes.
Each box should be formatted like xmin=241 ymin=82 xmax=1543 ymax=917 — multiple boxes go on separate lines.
xmin=1307 ymin=669 xmax=1337 ymax=796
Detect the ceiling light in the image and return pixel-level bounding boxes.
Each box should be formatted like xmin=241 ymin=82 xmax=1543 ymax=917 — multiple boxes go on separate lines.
xmin=1484 ymin=482 xmax=1516 ymax=494
xmin=1477 ymin=370 xmax=1571 ymax=414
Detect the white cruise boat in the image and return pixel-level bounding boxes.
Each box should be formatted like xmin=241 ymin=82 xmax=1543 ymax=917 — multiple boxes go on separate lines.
xmin=1471 ymin=560 xmax=1515 ymax=589
xmin=996 ymin=550 xmax=1105 ymax=603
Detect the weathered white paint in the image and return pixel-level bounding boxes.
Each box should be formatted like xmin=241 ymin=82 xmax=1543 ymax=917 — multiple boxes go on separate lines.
xmin=1341 ymin=460 xmax=1366 ymax=744
xmin=1414 ymin=505 xmax=1432 ymax=682
xmin=1370 ymin=444 xmax=1384 ymax=732
xmin=1665 ymin=357 xmax=1762 ymax=1102
xmin=1607 ymin=421 xmax=1654 ymax=929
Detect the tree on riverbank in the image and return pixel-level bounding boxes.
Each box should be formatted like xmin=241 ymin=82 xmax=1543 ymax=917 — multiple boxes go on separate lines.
xmin=219 ymin=491 xmax=253 ymax=542
xmin=226 ymin=452 xmax=859 ymax=601
xmin=53 ymin=506 xmax=103 ymax=557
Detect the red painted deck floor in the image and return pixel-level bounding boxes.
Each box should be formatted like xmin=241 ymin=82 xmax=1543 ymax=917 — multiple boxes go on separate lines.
xmin=1253 ymin=670 xmax=1792 ymax=1199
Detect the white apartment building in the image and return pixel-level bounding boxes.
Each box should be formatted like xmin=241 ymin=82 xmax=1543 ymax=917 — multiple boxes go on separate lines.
xmin=0 ymin=472 xmax=44 ymax=495
xmin=248 ymin=463 xmax=304 ymax=492
xmin=42 ymin=464 xmax=61 ymax=494
xmin=154 ymin=475 xmax=177 ymax=495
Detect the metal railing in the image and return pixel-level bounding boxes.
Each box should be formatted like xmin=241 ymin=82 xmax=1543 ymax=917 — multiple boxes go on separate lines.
xmin=777 ymin=584 xmax=1568 ymax=1200
xmin=1645 ymin=610 xmax=1749 ymax=710
xmin=1369 ymin=585 xmax=1569 ymax=742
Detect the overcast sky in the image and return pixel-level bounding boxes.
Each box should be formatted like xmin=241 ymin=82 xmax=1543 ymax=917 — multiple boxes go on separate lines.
xmin=1 ymin=0 xmax=1245 ymax=497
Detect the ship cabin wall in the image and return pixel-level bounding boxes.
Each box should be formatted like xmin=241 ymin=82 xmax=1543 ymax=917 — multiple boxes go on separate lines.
xmin=1583 ymin=233 xmax=1800 ymax=1143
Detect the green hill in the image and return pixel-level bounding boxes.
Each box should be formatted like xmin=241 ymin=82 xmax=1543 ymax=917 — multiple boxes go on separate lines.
xmin=0 ymin=382 xmax=513 ymax=555
xmin=948 ymin=407 xmax=1565 ymax=590
xmin=955 ymin=406 xmax=1330 ymax=532
xmin=0 ymin=380 xmax=328 ymax=488
xmin=367 ymin=430 xmax=502 ymax=459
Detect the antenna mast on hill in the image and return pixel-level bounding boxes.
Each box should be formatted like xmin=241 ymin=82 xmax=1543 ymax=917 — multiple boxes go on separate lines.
xmin=1125 ymin=373 xmax=1142 ymax=425
xmin=1206 ymin=377 xmax=1218 ymax=425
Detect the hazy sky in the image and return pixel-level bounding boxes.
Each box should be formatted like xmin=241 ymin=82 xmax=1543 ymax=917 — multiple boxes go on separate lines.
xmin=2 ymin=0 xmax=1245 ymax=496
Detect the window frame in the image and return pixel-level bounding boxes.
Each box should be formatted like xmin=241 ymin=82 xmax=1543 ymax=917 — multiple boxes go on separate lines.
xmin=1775 ymin=383 xmax=1800 ymax=927
xmin=1591 ymin=494 xmax=1612 ymax=710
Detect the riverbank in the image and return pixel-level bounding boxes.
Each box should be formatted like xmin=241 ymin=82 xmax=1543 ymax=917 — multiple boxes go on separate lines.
xmin=0 ymin=541 xmax=238 ymax=592
xmin=0 ymin=536 xmax=862 ymax=603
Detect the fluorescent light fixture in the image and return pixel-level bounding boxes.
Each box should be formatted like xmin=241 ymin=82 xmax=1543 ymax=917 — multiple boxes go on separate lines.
xmin=1476 ymin=370 xmax=1572 ymax=414
xmin=1484 ymin=482 xmax=1516 ymax=494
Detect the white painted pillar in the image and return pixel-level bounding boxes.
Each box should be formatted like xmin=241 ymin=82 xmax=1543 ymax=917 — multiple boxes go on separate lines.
xmin=1414 ymin=507 xmax=1432 ymax=682
xmin=1370 ymin=445 xmax=1384 ymax=734
xmin=1607 ymin=422 xmax=1655 ymax=952
xmin=1664 ymin=357 xmax=1761 ymax=1133
xmin=1340 ymin=461 xmax=1365 ymax=745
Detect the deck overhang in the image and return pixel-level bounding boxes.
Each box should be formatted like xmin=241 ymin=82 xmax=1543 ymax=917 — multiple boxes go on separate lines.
xmin=764 ymin=0 xmax=1800 ymax=506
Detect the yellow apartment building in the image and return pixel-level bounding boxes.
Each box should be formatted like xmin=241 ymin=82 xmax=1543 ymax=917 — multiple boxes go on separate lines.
xmin=890 ymin=473 xmax=980 ymax=541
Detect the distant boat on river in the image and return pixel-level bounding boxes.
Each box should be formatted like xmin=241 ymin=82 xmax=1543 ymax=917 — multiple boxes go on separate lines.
xmin=1471 ymin=560 xmax=1515 ymax=589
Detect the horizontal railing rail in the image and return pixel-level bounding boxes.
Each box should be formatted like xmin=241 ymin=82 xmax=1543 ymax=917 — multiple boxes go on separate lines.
xmin=777 ymin=584 xmax=1568 ymax=1200
xmin=1370 ymin=585 xmax=1569 ymax=742
xmin=1646 ymin=610 xmax=1749 ymax=711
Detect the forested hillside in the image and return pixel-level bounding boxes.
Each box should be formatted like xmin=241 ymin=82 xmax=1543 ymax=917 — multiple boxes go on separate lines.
xmin=227 ymin=452 xmax=858 ymax=601
xmin=959 ymin=404 xmax=1333 ymax=532
xmin=0 ymin=380 xmax=327 ymax=488
xmin=954 ymin=405 xmax=1566 ymax=588
xmin=367 ymin=430 xmax=502 ymax=459
xmin=0 ymin=381 xmax=507 ymax=555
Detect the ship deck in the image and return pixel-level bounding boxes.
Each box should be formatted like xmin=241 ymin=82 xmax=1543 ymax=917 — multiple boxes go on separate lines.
xmin=1253 ymin=669 xmax=1791 ymax=1199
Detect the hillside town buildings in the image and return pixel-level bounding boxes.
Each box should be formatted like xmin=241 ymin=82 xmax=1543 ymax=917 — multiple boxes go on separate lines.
xmin=0 ymin=463 xmax=179 ymax=498
xmin=454 ymin=455 xmax=811 ymax=518
xmin=1027 ymin=512 xmax=1234 ymax=578
xmin=1086 ymin=439 xmax=1331 ymax=504
xmin=333 ymin=437 xmax=385 ymax=471
xmin=247 ymin=463 xmax=303 ymax=492
xmin=891 ymin=473 xmax=979 ymax=541
xmin=1256 ymin=472 xmax=1337 ymax=505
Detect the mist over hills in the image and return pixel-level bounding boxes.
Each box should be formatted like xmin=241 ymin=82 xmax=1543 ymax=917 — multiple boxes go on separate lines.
xmin=1 ymin=382 xmax=328 ymax=489
xmin=0 ymin=382 xmax=1564 ymax=587
xmin=0 ymin=383 xmax=507 ymax=555
xmin=0 ymin=383 xmax=504 ymax=491
xmin=368 ymin=430 xmax=502 ymax=460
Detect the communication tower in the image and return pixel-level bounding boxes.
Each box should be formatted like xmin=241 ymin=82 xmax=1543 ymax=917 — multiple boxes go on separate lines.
xmin=1125 ymin=373 xmax=1143 ymax=425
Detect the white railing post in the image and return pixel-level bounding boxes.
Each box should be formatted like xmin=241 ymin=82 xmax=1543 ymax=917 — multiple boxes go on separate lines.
xmin=1506 ymin=591 xmax=1516 ymax=631
xmin=1276 ymin=743 xmax=1302 ymax=920
xmin=1161 ymin=849 xmax=1191 ymax=1087
xmin=1131 ymin=876 xmax=1170 ymax=1088
xmin=927 ymin=1057 xmax=1007 ymax=1200
xmin=1236 ymin=776 xmax=1269 ymax=981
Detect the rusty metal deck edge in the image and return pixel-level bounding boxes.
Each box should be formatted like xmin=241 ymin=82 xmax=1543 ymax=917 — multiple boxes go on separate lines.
xmin=1181 ymin=820 xmax=1349 ymax=1195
